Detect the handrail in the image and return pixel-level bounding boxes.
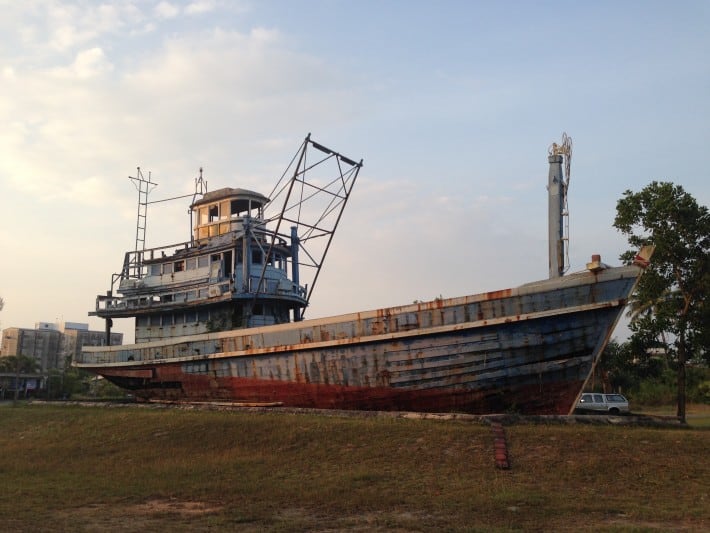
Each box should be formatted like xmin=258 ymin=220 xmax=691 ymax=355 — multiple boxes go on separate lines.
xmin=96 ymin=275 xmax=306 ymax=314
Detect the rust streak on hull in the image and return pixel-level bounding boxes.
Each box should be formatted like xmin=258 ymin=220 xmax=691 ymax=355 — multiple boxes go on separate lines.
xmin=105 ymin=368 xmax=584 ymax=415
xmin=80 ymin=264 xmax=647 ymax=415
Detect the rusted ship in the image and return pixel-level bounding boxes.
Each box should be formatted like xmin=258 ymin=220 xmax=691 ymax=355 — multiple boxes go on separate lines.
xmin=75 ymin=134 xmax=651 ymax=414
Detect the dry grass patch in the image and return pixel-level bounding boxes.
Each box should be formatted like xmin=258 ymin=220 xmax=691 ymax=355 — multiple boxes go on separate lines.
xmin=0 ymin=404 xmax=707 ymax=531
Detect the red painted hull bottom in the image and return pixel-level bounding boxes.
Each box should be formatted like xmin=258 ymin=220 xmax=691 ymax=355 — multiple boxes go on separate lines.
xmin=100 ymin=370 xmax=584 ymax=416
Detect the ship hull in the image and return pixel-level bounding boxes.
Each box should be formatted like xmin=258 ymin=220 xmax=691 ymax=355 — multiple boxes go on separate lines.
xmin=77 ymin=264 xmax=642 ymax=415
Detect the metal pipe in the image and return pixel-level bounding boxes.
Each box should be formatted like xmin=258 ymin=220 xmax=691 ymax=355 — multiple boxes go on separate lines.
xmin=548 ymin=154 xmax=565 ymax=278
xmin=290 ymin=226 xmax=301 ymax=321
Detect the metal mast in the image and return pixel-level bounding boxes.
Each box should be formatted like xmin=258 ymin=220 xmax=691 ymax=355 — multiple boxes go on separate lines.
xmin=548 ymin=133 xmax=572 ymax=278
xmin=256 ymin=134 xmax=363 ymax=320
xmin=189 ymin=168 xmax=208 ymax=244
xmin=128 ymin=168 xmax=158 ymax=278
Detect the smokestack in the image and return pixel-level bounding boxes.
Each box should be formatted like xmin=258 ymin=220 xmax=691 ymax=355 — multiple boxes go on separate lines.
xmin=548 ymin=154 xmax=565 ymax=278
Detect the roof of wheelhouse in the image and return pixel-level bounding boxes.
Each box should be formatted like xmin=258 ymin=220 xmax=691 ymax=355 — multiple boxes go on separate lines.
xmin=191 ymin=187 xmax=270 ymax=209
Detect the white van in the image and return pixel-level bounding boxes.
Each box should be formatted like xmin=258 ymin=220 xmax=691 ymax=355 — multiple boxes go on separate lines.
xmin=575 ymin=393 xmax=630 ymax=415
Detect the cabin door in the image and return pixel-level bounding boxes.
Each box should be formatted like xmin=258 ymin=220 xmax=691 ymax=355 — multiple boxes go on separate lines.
xmin=210 ymin=254 xmax=222 ymax=280
xmin=223 ymin=251 xmax=233 ymax=277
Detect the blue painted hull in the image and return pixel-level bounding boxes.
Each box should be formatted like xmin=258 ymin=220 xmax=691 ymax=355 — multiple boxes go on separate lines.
xmin=77 ymin=264 xmax=642 ymax=414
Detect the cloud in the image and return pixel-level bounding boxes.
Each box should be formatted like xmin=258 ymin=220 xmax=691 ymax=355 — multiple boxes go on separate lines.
xmin=307 ymin=174 xmax=545 ymax=319
xmin=44 ymin=2 xmax=143 ymax=51
xmin=0 ymin=15 xmax=357 ymax=208
xmin=71 ymin=47 xmax=114 ymax=78
xmin=0 ymin=5 xmax=369 ymax=342
xmin=4 ymin=0 xmax=686 ymax=346
xmin=185 ymin=0 xmax=218 ymax=15
xmin=154 ymin=2 xmax=180 ymax=19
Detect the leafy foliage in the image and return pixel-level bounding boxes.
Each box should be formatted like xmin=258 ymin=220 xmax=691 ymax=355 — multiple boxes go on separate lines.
xmin=0 ymin=354 xmax=39 ymax=374
xmin=596 ymin=339 xmax=710 ymax=405
xmin=614 ymin=181 xmax=709 ymax=420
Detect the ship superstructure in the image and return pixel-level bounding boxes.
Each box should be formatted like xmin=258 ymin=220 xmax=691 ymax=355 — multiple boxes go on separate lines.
xmin=92 ymin=135 xmax=361 ymax=344
xmin=94 ymin=186 xmax=306 ymax=342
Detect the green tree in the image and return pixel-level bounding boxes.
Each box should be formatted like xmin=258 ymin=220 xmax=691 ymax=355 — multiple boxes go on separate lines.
xmin=614 ymin=181 xmax=709 ymax=422
xmin=0 ymin=354 xmax=40 ymax=405
xmin=0 ymin=354 xmax=39 ymax=374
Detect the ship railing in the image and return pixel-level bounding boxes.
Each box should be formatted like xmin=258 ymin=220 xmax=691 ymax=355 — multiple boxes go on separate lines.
xmin=247 ymin=276 xmax=306 ymax=299
xmin=114 ymin=241 xmax=193 ymax=285
xmin=96 ymin=283 xmax=225 ymax=313
xmin=95 ymin=274 xmax=307 ymax=313
xmin=78 ymin=338 xmax=223 ymax=365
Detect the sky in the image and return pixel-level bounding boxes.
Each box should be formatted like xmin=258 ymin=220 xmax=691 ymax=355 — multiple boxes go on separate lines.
xmin=1 ymin=0 xmax=708 ymax=344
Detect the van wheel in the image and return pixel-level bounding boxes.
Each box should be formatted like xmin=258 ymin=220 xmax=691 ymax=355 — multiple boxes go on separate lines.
xmin=609 ymin=407 xmax=620 ymax=415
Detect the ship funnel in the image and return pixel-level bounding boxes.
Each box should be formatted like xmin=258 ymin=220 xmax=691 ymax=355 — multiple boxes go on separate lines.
xmin=548 ymin=133 xmax=572 ymax=278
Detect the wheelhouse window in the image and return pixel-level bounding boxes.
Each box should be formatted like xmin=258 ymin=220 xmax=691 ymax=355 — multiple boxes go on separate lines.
xmin=174 ymin=260 xmax=185 ymax=272
xmin=231 ymin=198 xmax=249 ymax=217
xmin=220 ymin=200 xmax=230 ymax=220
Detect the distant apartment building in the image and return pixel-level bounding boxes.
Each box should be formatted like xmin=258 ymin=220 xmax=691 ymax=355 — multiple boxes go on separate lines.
xmin=0 ymin=321 xmax=123 ymax=373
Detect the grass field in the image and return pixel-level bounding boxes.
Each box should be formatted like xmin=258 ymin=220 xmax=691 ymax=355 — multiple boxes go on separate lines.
xmin=636 ymin=403 xmax=710 ymax=428
xmin=0 ymin=403 xmax=708 ymax=532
